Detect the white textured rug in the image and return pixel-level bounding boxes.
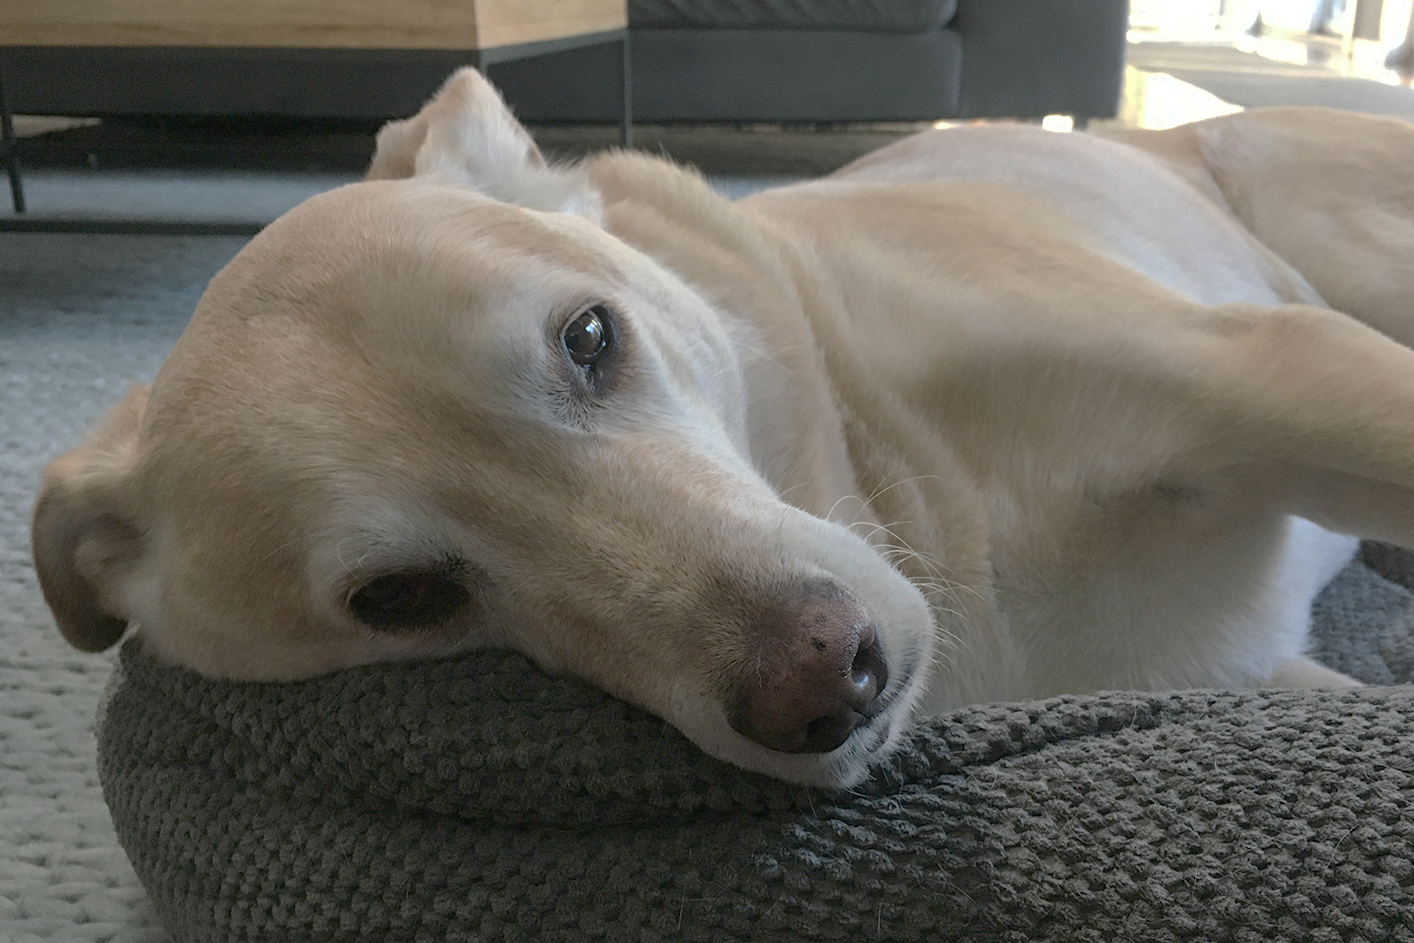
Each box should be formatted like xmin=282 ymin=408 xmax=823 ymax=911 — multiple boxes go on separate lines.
xmin=0 ymin=168 xmax=786 ymax=941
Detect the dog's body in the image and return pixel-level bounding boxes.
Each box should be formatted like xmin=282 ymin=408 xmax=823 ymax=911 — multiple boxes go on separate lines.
xmin=32 ymin=71 xmax=1414 ymax=786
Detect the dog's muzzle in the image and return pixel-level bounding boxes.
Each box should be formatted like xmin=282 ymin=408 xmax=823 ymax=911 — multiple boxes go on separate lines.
xmin=728 ymin=579 xmax=889 ymax=754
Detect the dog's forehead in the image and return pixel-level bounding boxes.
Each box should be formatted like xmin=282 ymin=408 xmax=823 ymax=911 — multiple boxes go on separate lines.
xmin=138 ymin=180 xmax=630 ymax=482
xmin=209 ymin=179 xmax=617 ymax=319
xmin=163 ymin=180 xmax=625 ymax=395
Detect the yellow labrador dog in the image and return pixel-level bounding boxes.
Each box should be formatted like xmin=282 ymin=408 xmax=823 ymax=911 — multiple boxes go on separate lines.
xmin=32 ymin=69 xmax=1414 ymax=787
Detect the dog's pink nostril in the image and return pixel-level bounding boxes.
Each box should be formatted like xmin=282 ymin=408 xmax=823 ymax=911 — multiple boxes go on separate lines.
xmin=730 ymin=581 xmax=890 ymax=754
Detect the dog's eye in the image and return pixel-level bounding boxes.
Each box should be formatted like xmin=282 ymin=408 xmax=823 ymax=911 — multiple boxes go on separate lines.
xmin=563 ymin=305 xmax=611 ymax=366
xmin=348 ymin=569 xmax=470 ymax=631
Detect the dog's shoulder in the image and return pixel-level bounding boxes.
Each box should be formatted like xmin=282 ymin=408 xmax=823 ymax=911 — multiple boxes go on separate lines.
xmin=588 ymin=152 xmax=776 ymax=258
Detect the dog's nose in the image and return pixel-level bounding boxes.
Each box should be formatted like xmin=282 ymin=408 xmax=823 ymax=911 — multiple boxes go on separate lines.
xmin=729 ymin=580 xmax=889 ymax=754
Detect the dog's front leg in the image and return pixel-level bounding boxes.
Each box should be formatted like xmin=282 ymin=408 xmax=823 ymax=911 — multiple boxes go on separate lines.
xmin=1189 ymin=302 xmax=1414 ymax=547
xmin=930 ymin=297 xmax=1414 ymax=695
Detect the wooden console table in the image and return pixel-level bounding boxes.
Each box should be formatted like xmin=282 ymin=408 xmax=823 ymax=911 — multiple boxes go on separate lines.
xmin=0 ymin=0 xmax=631 ymax=233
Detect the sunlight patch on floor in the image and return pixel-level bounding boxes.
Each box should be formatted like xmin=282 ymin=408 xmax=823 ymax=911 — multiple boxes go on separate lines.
xmin=1103 ymin=67 xmax=1245 ymax=130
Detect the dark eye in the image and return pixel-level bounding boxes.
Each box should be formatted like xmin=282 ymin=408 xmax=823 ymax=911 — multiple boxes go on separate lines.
xmin=563 ymin=305 xmax=611 ymax=366
xmin=348 ymin=569 xmax=470 ymax=631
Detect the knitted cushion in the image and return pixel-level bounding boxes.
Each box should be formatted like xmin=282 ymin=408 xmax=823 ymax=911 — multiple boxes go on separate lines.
xmin=98 ymin=552 xmax=1414 ymax=943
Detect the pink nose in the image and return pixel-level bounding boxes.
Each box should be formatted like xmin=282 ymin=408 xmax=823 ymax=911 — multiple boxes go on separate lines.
xmin=729 ymin=580 xmax=889 ymax=754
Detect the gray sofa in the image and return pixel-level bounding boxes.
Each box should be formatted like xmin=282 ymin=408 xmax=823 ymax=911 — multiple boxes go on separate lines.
xmin=498 ymin=0 xmax=1131 ymax=122
xmin=1 ymin=0 xmax=1128 ymax=124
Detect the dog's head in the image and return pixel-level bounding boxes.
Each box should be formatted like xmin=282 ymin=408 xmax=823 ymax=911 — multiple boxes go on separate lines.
xmin=31 ymin=70 xmax=935 ymax=787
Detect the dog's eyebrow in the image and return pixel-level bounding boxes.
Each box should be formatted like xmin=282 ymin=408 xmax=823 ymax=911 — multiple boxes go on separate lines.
xmin=465 ymin=212 xmax=623 ymax=284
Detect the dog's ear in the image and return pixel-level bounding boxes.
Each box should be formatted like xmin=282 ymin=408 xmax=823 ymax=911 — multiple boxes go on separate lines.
xmin=365 ymin=110 xmax=431 ymax=182
xmin=367 ymin=67 xmax=600 ymax=219
xmin=31 ymin=385 xmax=151 ymax=652
xmin=367 ymin=68 xmax=546 ymax=184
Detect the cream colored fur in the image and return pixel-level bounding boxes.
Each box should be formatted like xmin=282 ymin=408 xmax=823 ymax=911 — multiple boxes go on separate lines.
xmin=33 ymin=69 xmax=1414 ymax=786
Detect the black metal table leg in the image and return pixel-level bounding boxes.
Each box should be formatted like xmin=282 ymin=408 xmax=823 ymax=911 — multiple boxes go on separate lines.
xmin=0 ymin=71 xmax=26 ymax=214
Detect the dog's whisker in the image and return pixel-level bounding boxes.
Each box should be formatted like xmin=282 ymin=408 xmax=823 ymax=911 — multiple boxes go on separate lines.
xmin=872 ymin=530 xmax=986 ymax=604
xmin=854 ymin=521 xmax=952 ymax=582
xmin=866 ymin=532 xmax=975 ymax=631
xmin=856 ymin=474 xmax=951 ymax=514
xmin=825 ymin=493 xmax=869 ymax=525
xmin=775 ymin=480 xmax=806 ymax=503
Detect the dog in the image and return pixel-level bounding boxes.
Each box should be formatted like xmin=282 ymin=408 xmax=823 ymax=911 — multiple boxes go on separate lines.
xmin=31 ymin=69 xmax=1414 ymax=787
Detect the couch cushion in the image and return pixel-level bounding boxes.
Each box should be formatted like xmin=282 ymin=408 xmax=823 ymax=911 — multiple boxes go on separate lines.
xmin=491 ymin=27 xmax=962 ymax=122
xmin=630 ymin=0 xmax=958 ymax=33
xmin=952 ymin=0 xmax=1127 ymax=118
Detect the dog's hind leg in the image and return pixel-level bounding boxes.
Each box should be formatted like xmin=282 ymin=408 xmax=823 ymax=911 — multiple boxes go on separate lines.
xmin=1119 ymin=109 xmax=1414 ymax=347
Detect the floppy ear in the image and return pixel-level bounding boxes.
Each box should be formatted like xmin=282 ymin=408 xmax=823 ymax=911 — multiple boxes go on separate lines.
xmin=31 ymin=385 xmax=151 ymax=652
xmin=367 ymin=67 xmax=599 ymax=218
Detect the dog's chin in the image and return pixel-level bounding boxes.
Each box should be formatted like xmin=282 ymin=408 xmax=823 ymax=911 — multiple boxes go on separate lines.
xmin=681 ymin=651 xmax=929 ymax=789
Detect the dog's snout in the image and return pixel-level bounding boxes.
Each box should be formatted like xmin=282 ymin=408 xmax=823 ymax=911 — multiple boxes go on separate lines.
xmin=730 ymin=580 xmax=889 ymax=754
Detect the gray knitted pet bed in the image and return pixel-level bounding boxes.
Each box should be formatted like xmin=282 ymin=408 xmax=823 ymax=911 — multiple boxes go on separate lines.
xmin=98 ymin=545 xmax=1414 ymax=942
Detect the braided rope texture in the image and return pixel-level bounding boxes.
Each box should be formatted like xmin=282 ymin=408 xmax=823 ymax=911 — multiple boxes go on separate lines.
xmin=101 ymin=610 xmax=1414 ymax=943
